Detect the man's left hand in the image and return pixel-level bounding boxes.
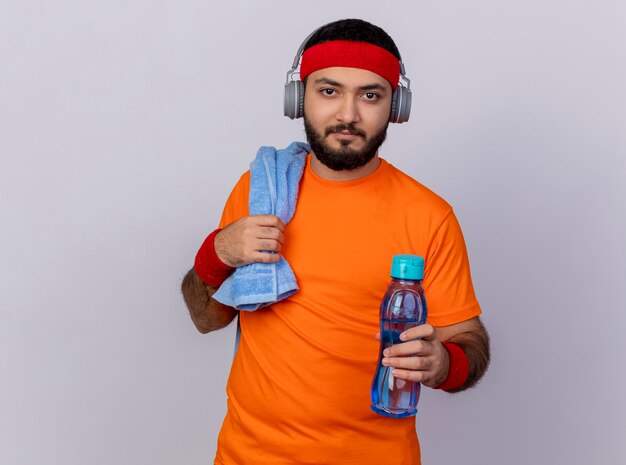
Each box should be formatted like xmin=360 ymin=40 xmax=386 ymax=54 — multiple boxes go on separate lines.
xmin=380 ymin=324 xmax=450 ymax=388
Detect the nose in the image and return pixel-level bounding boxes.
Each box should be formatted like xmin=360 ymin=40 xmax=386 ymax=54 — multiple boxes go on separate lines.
xmin=336 ymin=96 xmax=360 ymax=123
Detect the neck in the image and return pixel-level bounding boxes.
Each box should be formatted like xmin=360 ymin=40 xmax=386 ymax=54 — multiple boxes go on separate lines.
xmin=310 ymin=154 xmax=381 ymax=181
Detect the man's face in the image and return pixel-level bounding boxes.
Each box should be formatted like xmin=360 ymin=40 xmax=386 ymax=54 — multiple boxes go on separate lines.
xmin=303 ymin=67 xmax=393 ymax=171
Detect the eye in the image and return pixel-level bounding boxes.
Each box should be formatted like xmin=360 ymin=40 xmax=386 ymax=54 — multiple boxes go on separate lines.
xmin=322 ymin=88 xmax=337 ymax=96
xmin=363 ymin=92 xmax=380 ymax=101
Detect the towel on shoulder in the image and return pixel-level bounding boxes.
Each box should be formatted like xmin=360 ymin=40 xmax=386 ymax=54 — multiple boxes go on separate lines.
xmin=212 ymin=141 xmax=310 ymax=311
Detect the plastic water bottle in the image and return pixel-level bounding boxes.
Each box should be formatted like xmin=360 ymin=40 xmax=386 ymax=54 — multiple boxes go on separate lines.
xmin=371 ymin=254 xmax=428 ymax=418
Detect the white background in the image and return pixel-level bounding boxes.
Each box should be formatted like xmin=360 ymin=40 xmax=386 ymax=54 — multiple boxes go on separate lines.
xmin=1 ymin=1 xmax=625 ymax=464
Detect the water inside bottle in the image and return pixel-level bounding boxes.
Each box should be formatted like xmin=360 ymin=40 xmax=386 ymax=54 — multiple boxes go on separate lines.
xmin=371 ymin=318 xmax=420 ymax=417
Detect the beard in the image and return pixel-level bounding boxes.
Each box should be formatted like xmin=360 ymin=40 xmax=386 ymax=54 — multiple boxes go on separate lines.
xmin=304 ymin=116 xmax=388 ymax=171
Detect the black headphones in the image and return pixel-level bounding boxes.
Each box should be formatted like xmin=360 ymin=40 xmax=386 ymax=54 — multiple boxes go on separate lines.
xmin=283 ymin=27 xmax=412 ymax=123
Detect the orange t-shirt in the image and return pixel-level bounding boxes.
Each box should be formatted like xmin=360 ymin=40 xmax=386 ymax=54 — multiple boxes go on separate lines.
xmin=214 ymin=155 xmax=481 ymax=465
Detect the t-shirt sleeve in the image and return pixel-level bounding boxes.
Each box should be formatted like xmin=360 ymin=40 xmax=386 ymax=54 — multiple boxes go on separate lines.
xmin=218 ymin=171 xmax=251 ymax=229
xmin=423 ymin=209 xmax=482 ymax=327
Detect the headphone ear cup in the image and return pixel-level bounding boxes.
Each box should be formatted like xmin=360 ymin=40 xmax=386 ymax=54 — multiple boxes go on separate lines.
xmin=389 ymin=90 xmax=399 ymax=123
xmin=296 ymin=80 xmax=304 ymax=119
xmin=284 ymin=80 xmax=305 ymax=119
xmin=389 ymin=86 xmax=412 ymax=123
xmin=284 ymin=81 xmax=297 ymax=119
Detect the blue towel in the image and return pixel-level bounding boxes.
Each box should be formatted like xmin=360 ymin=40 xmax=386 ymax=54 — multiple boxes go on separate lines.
xmin=212 ymin=141 xmax=310 ymax=311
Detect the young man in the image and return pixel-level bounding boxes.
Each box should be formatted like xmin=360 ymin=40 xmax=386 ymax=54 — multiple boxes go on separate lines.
xmin=182 ymin=19 xmax=490 ymax=465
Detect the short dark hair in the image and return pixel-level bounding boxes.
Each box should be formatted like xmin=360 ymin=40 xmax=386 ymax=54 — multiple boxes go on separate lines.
xmin=303 ymin=19 xmax=401 ymax=61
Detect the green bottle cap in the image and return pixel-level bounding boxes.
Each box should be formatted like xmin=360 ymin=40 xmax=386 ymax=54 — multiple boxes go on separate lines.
xmin=390 ymin=254 xmax=424 ymax=280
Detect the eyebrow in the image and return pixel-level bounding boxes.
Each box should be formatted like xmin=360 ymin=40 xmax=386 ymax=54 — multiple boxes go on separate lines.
xmin=313 ymin=77 xmax=388 ymax=93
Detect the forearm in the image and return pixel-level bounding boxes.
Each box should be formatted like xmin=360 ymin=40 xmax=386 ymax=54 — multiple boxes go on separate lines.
xmin=443 ymin=319 xmax=490 ymax=393
xmin=181 ymin=267 xmax=238 ymax=333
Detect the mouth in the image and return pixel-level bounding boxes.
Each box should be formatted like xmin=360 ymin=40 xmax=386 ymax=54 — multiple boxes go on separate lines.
xmin=333 ymin=131 xmax=359 ymax=140
xmin=326 ymin=125 xmax=367 ymax=144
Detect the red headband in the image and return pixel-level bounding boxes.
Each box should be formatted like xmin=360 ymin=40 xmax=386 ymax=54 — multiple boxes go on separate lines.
xmin=300 ymin=40 xmax=401 ymax=90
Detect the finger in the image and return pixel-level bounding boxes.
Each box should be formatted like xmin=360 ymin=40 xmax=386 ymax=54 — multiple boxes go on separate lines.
xmin=382 ymin=356 xmax=431 ymax=371
xmin=375 ymin=332 xmax=380 ymax=341
xmin=400 ymin=323 xmax=437 ymax=342
xmin=383 ymin=340 xmax=429 ymax=357
xmin=255 ymin=239 xmax=282 ymax=253
xmin=252 ymin=215 xmax=285 ymax=231
xmin=390 ymin=368 xmax=426 ymax=383
xmin=252 ymin=251 xmax=282 ymax=264
xmin=257 ymin=227 xmax=285 ymax=245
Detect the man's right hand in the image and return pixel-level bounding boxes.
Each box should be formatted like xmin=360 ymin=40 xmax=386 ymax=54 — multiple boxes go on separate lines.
xmin=214 ymin=215 xmax=285 ymax=267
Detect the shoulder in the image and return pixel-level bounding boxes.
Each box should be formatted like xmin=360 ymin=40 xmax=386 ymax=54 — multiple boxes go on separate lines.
xmin=236 ymin=170 xmax=251 ymax=187
xmin=227 ymin=170 xmax=251 ymax=198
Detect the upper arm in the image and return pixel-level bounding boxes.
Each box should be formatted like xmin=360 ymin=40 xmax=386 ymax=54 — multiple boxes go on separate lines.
xmin=218 ymin=171 xmax=251 ymax=228
xmin=423 ymin=209 xmax=482 ymax=326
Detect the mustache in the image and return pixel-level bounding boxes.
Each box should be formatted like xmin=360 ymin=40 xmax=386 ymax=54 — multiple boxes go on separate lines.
xmin=324 ymin=124 xmax=366 ymax=138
